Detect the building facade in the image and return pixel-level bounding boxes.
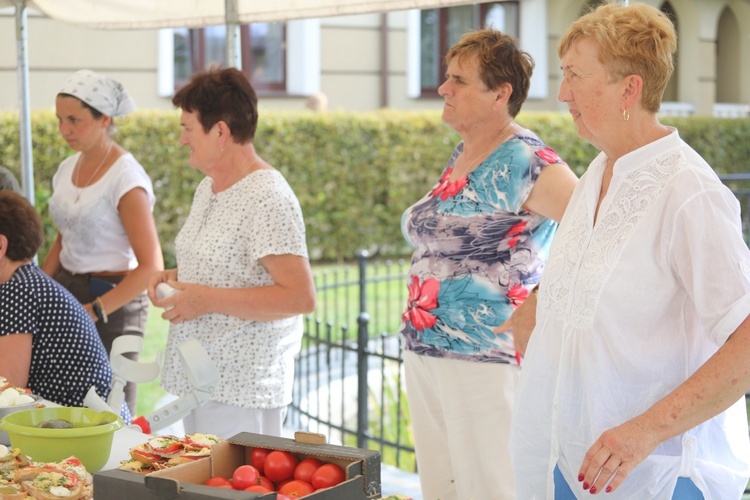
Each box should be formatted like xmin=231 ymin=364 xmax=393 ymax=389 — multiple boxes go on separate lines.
xmin=0 ymin=0 xmax=748 ymax=116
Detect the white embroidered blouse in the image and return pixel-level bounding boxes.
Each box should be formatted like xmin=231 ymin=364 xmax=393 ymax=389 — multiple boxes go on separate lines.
xmin=510 ymin=129 xmax=750 ymax=499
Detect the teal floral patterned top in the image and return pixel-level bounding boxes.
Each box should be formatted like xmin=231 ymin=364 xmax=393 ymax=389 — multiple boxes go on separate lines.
xmin=399 ymin=129 xmax=566 ymax=363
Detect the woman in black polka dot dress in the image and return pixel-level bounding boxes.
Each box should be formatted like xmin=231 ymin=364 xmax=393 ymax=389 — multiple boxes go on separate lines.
xmin=0 ymin=191 xmax=129 ymax=422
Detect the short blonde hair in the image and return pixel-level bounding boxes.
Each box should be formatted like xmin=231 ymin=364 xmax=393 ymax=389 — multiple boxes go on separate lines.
xmin=558 ymin=3 xmax=676 ymax=113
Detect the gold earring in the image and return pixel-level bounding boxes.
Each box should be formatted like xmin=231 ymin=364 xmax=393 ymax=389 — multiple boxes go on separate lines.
xmin=623 ymin=108 xmax=630 ymax=121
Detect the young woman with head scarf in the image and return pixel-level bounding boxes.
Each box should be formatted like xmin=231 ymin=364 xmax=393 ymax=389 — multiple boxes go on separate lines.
xmin=43 ymin=70 xmax=164 ymax=415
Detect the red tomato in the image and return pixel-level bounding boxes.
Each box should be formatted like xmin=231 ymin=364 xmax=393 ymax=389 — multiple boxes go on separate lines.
xmin=250 ymin=447 xmax=271 ymax=475
xmin=62 ymin=457 xmax=83 ymax=467
xmin=263 ymin=450 xmax=299 ymax=483
xmin=293 ymin=457 xmax=324 ymax=483
xmin=276 ymin=495 xmax=293 ymax=500
xmin=204 ymin=476 xmax=232 ymax=488
xmin=279 ymin=479 xmax=315 ymax=497
xmin=232 ymin=465 xmax=261 ymax=490
xmin=159 ymin=443 xmax=183 ymax=453
xmin=257 ymin=476 xmax=274 ymax=489
xmin=244 ymin=485 xmax=272 ymax=493
xmin=40 ymin=467 xmax=78 ymax=489
xmin=149 ymin=437 xmax=184 ymax=454
xmin=311 ymin=463 xmax=346 ymax=489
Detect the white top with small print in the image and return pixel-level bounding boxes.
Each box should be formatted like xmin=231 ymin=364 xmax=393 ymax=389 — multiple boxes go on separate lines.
xmin=161 ymin=169 xmax=308 ymax=410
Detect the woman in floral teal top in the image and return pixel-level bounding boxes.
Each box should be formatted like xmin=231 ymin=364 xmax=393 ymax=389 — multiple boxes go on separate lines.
xmin=399 ymin=29 xmax=578 ymax=500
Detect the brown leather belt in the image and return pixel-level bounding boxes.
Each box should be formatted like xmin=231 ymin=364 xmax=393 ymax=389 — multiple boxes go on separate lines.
xmin=89 ymin=270 xmax=130 ymax=277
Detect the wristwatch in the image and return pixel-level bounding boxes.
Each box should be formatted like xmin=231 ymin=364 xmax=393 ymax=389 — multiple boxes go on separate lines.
xmin=92 ymin=301 xmax=104 ymax=322
xmin=91 ymin=298 xmax=108 ymax=323
xmin=91 ymin=302 xmax=102 ymax=321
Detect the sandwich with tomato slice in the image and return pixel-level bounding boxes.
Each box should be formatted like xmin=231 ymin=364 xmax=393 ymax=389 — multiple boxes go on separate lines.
xmin=145 ymin=435 xmax=185 ymax=458
xmin=118 ymin=458 xmax=155 ymax=474
xmin=180 ymin=433 xmax=221 ymax=452
xmin=0 ymin=447 xmax=30 ymax=472
xmin=55 ymin=457 xmax=92 ymax=495
xmin=122 ymin=433 xmax=223 ymax=473
xmin=129 ymin=435 xmax=184 ymax=466
xmin=12 ymin=463 xmax=89 ymax=500
xmin=0 ymin=466 xmax=25 ymax=500
xmin=0 ymin=480 xmax=27 ymax=500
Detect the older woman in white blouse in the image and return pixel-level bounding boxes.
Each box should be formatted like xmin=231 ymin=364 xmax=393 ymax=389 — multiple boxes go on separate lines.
xmin=510 ymin=4 xmax=750 ymax=499
xmin=148 ymin=67 xmax=315 ymax=439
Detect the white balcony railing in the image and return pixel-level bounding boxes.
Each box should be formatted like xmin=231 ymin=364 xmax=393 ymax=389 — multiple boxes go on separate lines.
xmin=713 ymin=103 xmax=750 ymax=118
xmin=658 ymin=102 xmax=750 ymax=118
xmin=659 ymin=102 xmax=695 ymax=117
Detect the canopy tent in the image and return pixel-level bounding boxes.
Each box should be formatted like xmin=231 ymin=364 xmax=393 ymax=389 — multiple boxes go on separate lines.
xmin=26 ymin=0 xmax=480 ymax=28
xmin=7 ymin=0 xmax=628 ymax=204
xmin=5 ymin=0 xmax=476 ymax=205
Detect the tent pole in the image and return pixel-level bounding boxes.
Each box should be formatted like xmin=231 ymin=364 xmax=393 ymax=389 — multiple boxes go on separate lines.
xmin=225 ymin=0 xmax=242 ymax=70
xmin=15 ymin=0 xmax=34 ymax=205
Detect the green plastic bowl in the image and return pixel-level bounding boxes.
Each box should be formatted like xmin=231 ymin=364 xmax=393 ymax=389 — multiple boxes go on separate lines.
xmin=0 ymin=407 xmax=123 ymax=472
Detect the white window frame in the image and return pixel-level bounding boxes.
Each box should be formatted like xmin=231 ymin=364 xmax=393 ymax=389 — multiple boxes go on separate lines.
xmin=407 ymin=1 xmax=548 ymax=100
xmin=158 ymin=19 xmax=321 ymax=97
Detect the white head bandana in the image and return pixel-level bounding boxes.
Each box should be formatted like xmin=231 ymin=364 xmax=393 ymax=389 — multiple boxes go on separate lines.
xmin=58 ymin=69 xmax=136 ymax=117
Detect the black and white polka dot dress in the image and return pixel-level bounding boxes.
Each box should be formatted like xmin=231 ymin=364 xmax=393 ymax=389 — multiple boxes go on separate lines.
xmin=0 ymin=264 xmax=122 ymax=416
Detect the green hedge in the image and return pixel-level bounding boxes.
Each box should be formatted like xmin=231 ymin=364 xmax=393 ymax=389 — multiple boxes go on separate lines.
xmin=1 ymin=110 xmax=748 ymax=267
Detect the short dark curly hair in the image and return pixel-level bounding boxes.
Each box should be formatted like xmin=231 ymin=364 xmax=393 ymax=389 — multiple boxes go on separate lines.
xmin=0 ymin=190 xmax=44 ymax=262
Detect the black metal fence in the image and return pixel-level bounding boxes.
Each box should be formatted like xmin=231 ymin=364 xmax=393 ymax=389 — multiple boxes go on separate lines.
xmin=287 ymin=173 xmax=750 ymax=476
xmin=287 ymin=253 xmax=415 ymax=470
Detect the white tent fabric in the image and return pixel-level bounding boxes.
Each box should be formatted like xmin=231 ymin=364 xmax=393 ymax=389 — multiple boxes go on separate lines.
xmin=5 ymin=0 xmax=475 ymax=204
xmin=20 ymin=0 xmax=475 ymax=28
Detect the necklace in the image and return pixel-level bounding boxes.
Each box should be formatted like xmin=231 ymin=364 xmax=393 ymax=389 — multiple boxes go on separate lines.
xmin=236 ymin=157 xmax=261 ymax=182
xmin=74 ymin=141 xmax=114 ymax=203
xmin=452 ymin=119 xmax=515 ymax=180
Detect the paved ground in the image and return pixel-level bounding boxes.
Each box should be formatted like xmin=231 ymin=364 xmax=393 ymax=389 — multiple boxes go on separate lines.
xmin=381 ymin=464 xmax=422 ymax=499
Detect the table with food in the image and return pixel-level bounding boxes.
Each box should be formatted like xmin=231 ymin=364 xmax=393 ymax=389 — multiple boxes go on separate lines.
xmin=0 ymin=376 xmax=391 ymax=499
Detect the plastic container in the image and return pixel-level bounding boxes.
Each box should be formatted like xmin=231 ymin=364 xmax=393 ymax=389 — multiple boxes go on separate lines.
xmin=0 ymin=393 xmax=41 ymax=446
xmin=156 ymin=282 xmax=181 ymax=310
xmin=0 ymin=407 xmax=123 ymax=472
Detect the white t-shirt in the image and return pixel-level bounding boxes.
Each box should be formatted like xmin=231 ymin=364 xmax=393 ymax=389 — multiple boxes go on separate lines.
xmin=510 ymin=129 xmax=750 ymax=499
xmin=49 ymin=152 xmax=156 ymax=273
xmin=161 ymin=169 xmax=308 ymax=410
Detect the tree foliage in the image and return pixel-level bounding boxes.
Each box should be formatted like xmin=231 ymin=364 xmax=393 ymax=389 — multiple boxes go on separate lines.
xmin=1 ymin=110 xmax=747 ymax=267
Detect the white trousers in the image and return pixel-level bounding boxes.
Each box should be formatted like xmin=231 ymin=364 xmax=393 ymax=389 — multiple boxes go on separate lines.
xmin=182 ymin=399 xmax=287 ymax=439
xmin=404 ymin=350 xmax=519 ymax=500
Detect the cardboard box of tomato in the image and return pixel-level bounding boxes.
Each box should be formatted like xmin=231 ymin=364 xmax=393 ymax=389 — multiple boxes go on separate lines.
xmin=93 ymin=431 xmax=381 ymax=499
